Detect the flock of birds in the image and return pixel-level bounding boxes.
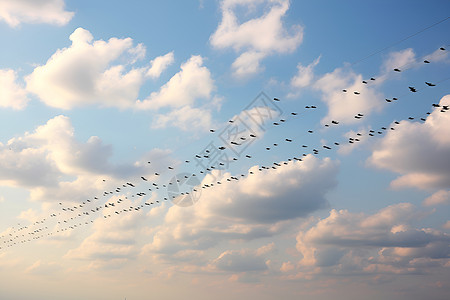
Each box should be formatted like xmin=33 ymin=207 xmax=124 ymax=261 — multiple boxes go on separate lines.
xmin=1 ymin=46 xmax=449 ymax=251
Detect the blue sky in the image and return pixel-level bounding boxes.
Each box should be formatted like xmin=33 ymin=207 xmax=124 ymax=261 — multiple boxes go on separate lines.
xmin=0 ymin=1 xmax=450 ymax=299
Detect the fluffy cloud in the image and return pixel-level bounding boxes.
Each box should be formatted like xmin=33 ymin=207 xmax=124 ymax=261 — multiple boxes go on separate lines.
xmin=0 ymin=69 xmax=29 ymax=109
xmin=293 ymin=203 xmax=450 ymax=276
xmin=26 ymin=28 xmax=147 ymax=110
xmin=290 ymin=56 xmax=321 ymax=89
xmin=313 ymin=67 xmax=385 ymax=124
xmin=210 ymin=0 xmax=302 ymax=77
xmin=381 ymin=48 xmax=416 ymax=74
xmin=0 ymin=115 xmax=173 ymax=202
xmin=136 ymin=55 xmax=215 ymax=110
xmin=0 ymin=0 xmax=73 ymax=27
xmin=152 ymin=105 xmax=214 ymax=132
xmin=143 ymin=155 xmax=338 ymax=258
xmin=423 ymin=190 xmax=450 ymax=206
xmin=146 ymin=52 xmax=174 ymax=78
xmin=368 ymin=95 xmax=450 ymax=190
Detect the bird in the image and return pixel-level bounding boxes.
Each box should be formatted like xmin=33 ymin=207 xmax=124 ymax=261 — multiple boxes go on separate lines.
xmin=342 ymin=89 xmax=347 ymax=92
xmin=362 ymin=80 xmax=367 ymax=84
xmin=424 ymin=60 xmax=430 ymax=63
xmin=394 ymin=68 xmax=401 ymax=72
xmin=273 ymin=122 xmax=280 ymax=125
xmin=425 ymin=82 xmax=436 ymax=87
xmin=409 ymin=86 xmax=417 ymax=92
xmin=308 ymin=130 xmax=313 ymax=133
xmin=210 ymin=129 xmax=215 ymax=132
xmin=291 ymin=112 xmax=298 ymax=115
xmin=285 ymin=139 xmax=292 ymax=142
xmin=273 ymin=97 xmax=280 ymax=101
xmin=331 ymin=120 xmax=339 ymax=125
xmin=354 ymin=91 xmax=360 ymax=95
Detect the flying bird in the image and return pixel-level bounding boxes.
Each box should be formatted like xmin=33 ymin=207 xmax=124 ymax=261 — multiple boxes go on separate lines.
xmin=425 ymin=82 xmax=436 ymax=86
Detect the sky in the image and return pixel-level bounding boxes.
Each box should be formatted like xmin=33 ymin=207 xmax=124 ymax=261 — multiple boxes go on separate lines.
xmin=0 ymin=1 xmax=449 ymax=299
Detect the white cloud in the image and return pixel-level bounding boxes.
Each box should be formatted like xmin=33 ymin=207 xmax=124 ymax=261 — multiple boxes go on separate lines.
xmin=231 ymin=51 xmax=266 ymax=77
xmin=210 ymin=0 xmax=303 ymax=77
xmin=142 ymin=155 xmax=338 ymax=258
xmin=146 ymin=52 xmax=174 ymax=78
xmin=368 ymin=95 xmax=450 ymax=190
xmin=0 ymin=115 xmax=173 ymax=197
xmin=381 ymin=48 xmax=416 ymax=74
xmin=314 ymin=67 xmax=385 ymax=124
xmin=136 ymin=55 xmax=215 ymax=110
xmin=0 ymin=0 xmax=74 ymax=27
xmin=423 ymin=190 xmax=450 ymax=206
xmin=290 ymin=56 xmax=321 ymax=89
xmin=26 ymin=28 xmax=146 ymax=110
xmin=0 ymin=69 xmax=29 ymax=109
xmin=152 ymin=105 xmax=214 ymax=132
xmin=293 ymin=203 xmax=450 ymax=276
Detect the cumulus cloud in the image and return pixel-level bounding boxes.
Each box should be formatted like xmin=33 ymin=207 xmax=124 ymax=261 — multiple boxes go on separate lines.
xmin=231 ymin=51 xmax=267 ymax=77
xmin=136 ymin=55 xmax=215 ymax=110
xmin=0 ymin=115 xmax=174 ymax=202
xmin=313 ymin=67 xmax=385 ymax=124
xmin=293 ymin=203 xmax=450 ymax=276
xmin=368 ymin=95 xmax=450 ymax=190
xmin=146 ymin=52 xmax=174 ymax=78
xmin=142 ymin=155 xmax=338 ymax=258
xmin=26 ymin=28 xmax=147 ymax=110
xmin=381 ymin=48 xmax=416 ymax=74
xmin=152 ymin=105 xmax=214 ymax=132
xmin=0 ymin=69 xmax=29 ymax=109
xmin=0 ymin=0 xmax=74 ymax=27
xmin=290 ymin=56 xmax=321 ymax=89
xmin=423 ymin=190 xmax=450 ymax=206
xmin=210 ymin=0 xmax=302 ymax=77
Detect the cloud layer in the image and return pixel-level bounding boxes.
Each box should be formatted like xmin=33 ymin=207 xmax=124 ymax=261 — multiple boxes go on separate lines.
xmin=369 ymin=95 xmax=450 ymax=190
xmin=0 ymin=0 xmax=74 ymax=27
xmin=210 ymin=0 xmax=302 ymax=77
